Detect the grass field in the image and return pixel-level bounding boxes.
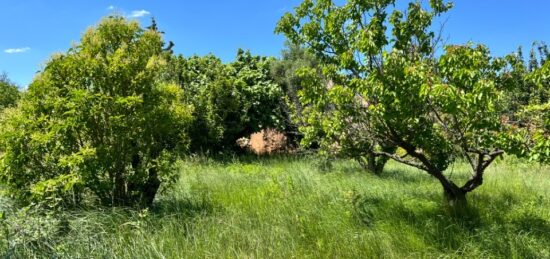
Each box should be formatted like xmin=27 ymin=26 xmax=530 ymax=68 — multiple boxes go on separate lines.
xmin=2 ymin=156 xmax=550 ymax=258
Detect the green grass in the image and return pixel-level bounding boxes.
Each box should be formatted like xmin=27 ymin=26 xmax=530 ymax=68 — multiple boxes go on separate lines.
xmin=2 ymin=156 xmax=550 ymax=258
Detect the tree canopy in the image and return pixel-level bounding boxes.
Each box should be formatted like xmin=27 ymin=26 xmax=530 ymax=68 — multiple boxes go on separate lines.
xmin=171 ymin=49 xmax=286 ymax=153
xmin=276 ymin=0 xmax=528 ymax=203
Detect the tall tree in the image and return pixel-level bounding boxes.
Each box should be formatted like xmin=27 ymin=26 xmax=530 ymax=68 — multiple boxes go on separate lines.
xmin=502 ymin=42 xmax=550 ymax=125
xmin=277 ymin=0 xmax=515 ymax=204
xmin=507 ymin=50 xmax=550 ymax=164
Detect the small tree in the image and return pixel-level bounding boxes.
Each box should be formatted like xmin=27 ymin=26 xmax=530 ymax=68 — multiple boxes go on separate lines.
xmin=0 ymin=73 xmax=20 ymax=110
xmin=173 ymin=54 xmax=244 ymax=152
xmin=0 ymin=17 xmax=193 ymax=208
xmin=277 ymin=0 xmax=514 ymax=203
xmin=230 ymin=49 xmax=286 ymax=136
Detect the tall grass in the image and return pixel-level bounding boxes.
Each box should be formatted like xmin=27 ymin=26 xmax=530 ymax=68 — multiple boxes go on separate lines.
xmin=1 ymin=156 xmax=549 ymax=258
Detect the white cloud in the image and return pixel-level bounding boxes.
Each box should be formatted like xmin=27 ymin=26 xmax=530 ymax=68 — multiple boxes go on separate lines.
xmin=4 ymin=47 xmax=30 ymax=54
xmin=107 ymin=5 xmax=115 ymax=10
xmin=129 ymin=10 xmax=150 ymax=18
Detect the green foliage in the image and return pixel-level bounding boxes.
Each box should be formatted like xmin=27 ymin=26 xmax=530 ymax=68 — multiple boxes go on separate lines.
xmin=276 ymin=0 xmax=455 ymax=174
xmin=0 ymin=16 xmax=193 ymax=208
xmin=173 ymin=54 xmax=243 ymax=151
xmin=232 ymin=49 xmax=286 ymax=134
xmin=172 ymin=50 xmax=285 ymax=153
xmin=523 ymin=51 xmax=550 ymax=163
xmin=502 ymin=43 xmax=549 ymax=120
xmin=0 ymin=73 xmax=20 ymax=111
xmin=505 ymin=57 xmax=550 ymax=163
xmin=270 ymin=42 xmax=320 ymax=144
xmin=277 ymin=0 xmax=517 ymax=199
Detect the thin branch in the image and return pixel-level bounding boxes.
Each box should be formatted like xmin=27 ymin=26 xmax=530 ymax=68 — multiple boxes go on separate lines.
xmin=373 ymin=151 xmax=428 ymax=171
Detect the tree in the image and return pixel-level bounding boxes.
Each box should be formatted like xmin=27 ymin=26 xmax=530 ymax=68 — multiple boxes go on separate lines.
xmin=231 ymin=49 xmax=286 ymax=137
xmin=503 ymin=42 xmax=550 ymax=119
xmin=0 ymin=73 xmax=20 ymax=110
xmin=499 ymin=42 xmax=549 ymax=164
xmin=172 ymin=50 xmax=285 ymax=153
xmin=173 ymin=54 xmax=245 ymax=152
xmin=270 ymin=42 xmax=320 ymax=145
xmin=275 ymin=0 xmax=448 ymax=174
xmin=0 ymin=17 xmax=193 ymax=208
xmin=277 ymin=0 xmax=514 ymax=204
xmin=507 ymin=53 xmax=550 ymax=163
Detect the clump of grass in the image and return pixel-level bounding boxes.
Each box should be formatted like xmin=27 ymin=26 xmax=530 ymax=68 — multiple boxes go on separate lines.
xmin=1 ymin=156 xmax=549 ymax=258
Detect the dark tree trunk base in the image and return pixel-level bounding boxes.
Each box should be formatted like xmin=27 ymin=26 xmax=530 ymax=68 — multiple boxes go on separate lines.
xmin=358 ymin=149 xmax=394 ymax=175
xmin=140 ymin=167 xmax=161 ymax=207
xmin=443 ymin=185 xmax=469 ymax=216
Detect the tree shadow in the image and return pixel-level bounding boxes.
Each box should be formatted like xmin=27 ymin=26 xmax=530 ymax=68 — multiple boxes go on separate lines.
xmin=512 ymin=214 xmax=550 ymax=243
xmin=152 ymin=196 xmax=218 ymax=218
xmin=352 ymin=195 xmax=483 ymax=252
xmin=352 ymin=191 xmax=550 ymax=255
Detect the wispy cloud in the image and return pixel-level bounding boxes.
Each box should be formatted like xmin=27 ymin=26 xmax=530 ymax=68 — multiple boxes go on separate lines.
xmin=4 ymin=47 xmax=30 ymax=54
xmin=107 ymin=5 xmax=115 ymax=10
xmin=128 ymin=10 xmax=150 ymax=18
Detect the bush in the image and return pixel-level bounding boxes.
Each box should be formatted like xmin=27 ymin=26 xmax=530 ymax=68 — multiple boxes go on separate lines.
xmin=0 ymin=17 xmax=193 ymax=208
xmin=173 ymin=50 xmax=285 ymax=153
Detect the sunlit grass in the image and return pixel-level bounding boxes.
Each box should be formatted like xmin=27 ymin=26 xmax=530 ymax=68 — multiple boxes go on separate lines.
xmin=1 ymin=156 xmax=549 ymax=258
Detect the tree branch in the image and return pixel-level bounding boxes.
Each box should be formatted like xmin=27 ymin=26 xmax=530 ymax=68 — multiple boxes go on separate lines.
xmin=461 ymin=149 xmax=504 ymax=193
xmin=372 ymin=150 xmax=428 ymax=171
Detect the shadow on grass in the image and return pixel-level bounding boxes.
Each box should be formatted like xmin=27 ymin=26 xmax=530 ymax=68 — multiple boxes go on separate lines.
xmin=152 ymin=196 xmax=218 ymax=218
xmin=352 ymin=191 xmax=550 ymax=254
xmin=354 ymin=194 xmax=480 ymax=228
xmin=512 ymin=214 xmax=550 ymax=242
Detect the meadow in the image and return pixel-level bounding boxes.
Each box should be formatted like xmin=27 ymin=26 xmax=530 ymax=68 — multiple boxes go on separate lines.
xmin=2 ymin=156 xmax=549 ymax=258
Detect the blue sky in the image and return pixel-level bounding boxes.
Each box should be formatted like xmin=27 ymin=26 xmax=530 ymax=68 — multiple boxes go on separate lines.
xmin=1 ymin=0 xmax=549 ymax=87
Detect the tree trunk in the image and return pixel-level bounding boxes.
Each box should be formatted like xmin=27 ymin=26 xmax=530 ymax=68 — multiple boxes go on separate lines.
xmin=443 ymin=184 xmax=466 ymax=203
xmin=356 ymin=152 xmax=383 ymax=175
xmin=140 ymin=167 xmax=161 ymax=207
xmin=360 ymin=145 xmax=396 ymax=175
xmin=441 ymin=180 xmax=468 ymax=215
xmin=114 ymin=172 xmax=127 ymax=206
xmin=367 ymin=151 xmax=379 ymax=174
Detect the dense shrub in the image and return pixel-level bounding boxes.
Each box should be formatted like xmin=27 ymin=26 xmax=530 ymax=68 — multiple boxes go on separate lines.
xmin=173 ymin=50 xmax=285 ymax=153
xmin=0 ymin=17 xmax=193 ymax=208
